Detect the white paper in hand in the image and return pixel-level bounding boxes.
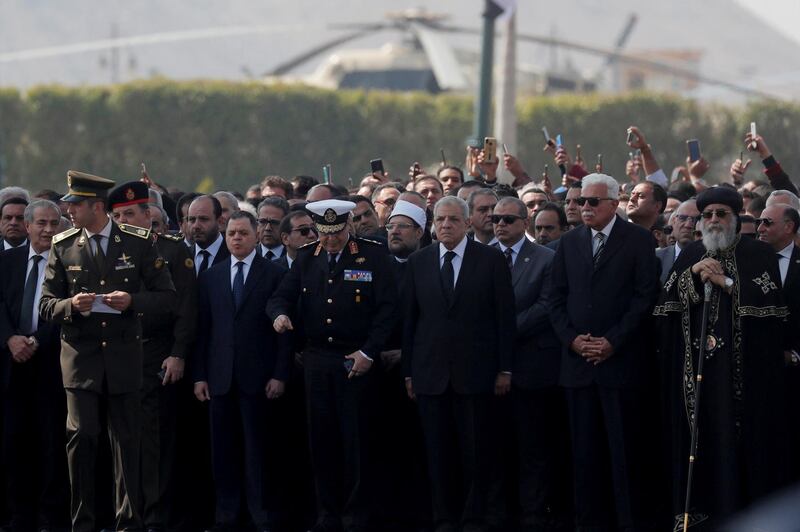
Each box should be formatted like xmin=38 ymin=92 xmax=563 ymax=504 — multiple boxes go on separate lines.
xmin=91 ymin=296 xmax=122 ymax=315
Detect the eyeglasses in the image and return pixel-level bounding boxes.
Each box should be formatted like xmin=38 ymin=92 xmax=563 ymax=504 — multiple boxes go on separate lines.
xmin=755 ymin=218 xmax=775 ymax=227
xmin=290 ymin=226 xmax=317 ymax=236
xmin=700 ymin=209 xmax=731 ymax=220
xmin=674 ymin=214 xmax=698 ymax=223
xmin=257 ymin=218 xmax=281 ymax=226
xmin=577 ymin=197 xmax=613 ymax=207
xmin=534 ymin=225 xmax=556 ymax=232
xmin=490 ymin=214 xmax=524 ymax=224
xmin=385 ymin=222 xmax=415 ymax=231
xmin=352 ymin=210 xmax=374 ymax=223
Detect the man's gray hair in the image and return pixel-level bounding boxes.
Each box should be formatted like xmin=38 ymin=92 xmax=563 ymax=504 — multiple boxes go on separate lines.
xmin=467 ymin=188 xmax=498 ymax=213
xmin=766 ymin=189 xmax=800 ymax=210
xmin=150 ymin=204 xmax=169 ymax=225
xmin=433 ymin=195 xmax=469 ymax=221
xmin=581 ymin=173 xmax=620 ymax=200
xmin=371 ymin=182 xmax=405 ymax=203
xmin=0 ymin=186 xmax=30 ymax=205
xmin=496 ymin=197 xmax=527 ymax=220
xmin=213 ymin=191 xmax=240 ymax=211
xmin=23 ymin=199 xmax=60 ymax=223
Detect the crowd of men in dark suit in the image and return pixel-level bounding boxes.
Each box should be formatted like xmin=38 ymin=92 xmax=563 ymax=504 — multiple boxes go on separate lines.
xmin=0 ymin=124 xmax=798 ymax=532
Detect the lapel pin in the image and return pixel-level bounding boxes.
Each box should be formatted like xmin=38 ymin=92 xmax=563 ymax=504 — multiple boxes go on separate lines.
xmin=114 ymin=235 xmax=121 ymax=243
xmin=524 ymin=257 xmax=530 ymax=262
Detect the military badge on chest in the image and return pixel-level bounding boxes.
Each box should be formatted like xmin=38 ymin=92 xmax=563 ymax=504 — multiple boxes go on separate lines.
xmin=115 ymin=252 xmax=135 ymax=270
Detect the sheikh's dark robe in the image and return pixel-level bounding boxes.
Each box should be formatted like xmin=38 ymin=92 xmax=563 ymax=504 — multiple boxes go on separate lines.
xmin=654 ymin=236 xmax=789 ymax=530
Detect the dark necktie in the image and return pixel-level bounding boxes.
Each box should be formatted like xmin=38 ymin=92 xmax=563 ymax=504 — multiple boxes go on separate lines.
xmin=232 ymin=261 xmax=245 ymax=309
xmin=328 ymin=252 xmax=337 ymax=274
xmin=593 ymin=232 xmax=605 ymax=266
xmin=265 ymin=249 xmax=275 ymax=261
xmin=92 ymin=234 xmax=106 ymax=272
xmin=441 ymin=250 xmax=456 ymax=300
xmin=19 ymin=255 xmax=43 ymax=334
xmin=198 ymin=249 xmax=211 ymax=274
xmin=504 ymin=247 xmax=514 ymax=269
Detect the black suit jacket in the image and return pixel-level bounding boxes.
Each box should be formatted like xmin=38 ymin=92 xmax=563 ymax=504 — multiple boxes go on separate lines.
xmin=193 ymin=253 xmax=291 ymax=396
xmin=403 ymin=239 xmax=515 ymax=395
xmin=549 ymin=216 xmax=659 ymax=389
xmin=782 ymin=244 xmax=800 ymax=351
xmin=0 ymin=245 xmax=61 ymax=391
xmin=509 ymin=240 xmax=561 ymax=389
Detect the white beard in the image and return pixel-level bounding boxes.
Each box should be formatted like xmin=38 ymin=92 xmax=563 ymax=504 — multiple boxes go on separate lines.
xmin=700 ymin=219 xmax=737 ymax=252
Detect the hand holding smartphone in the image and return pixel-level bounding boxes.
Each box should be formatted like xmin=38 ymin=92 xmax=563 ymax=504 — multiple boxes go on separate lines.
xmin=686 ymin=139 xmax=701 ymax=162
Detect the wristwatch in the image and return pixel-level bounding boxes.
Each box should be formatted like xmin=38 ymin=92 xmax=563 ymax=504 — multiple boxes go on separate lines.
xmin=724 ymin=277 xmax=734 ymax=289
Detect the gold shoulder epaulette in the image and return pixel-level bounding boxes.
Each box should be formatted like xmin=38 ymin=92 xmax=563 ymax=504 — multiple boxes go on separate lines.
xmin=52 ymin=227 xmax=80 ymax=244
xmin=159 ymin=232 xmax=183 ymax=242
xmin=118 ymin=223 xmax=151 ymax=239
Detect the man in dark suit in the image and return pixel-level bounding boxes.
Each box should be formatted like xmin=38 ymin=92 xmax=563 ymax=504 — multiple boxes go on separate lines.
xmin=757 ymin=202 xmax=800 ymax=483
xmin=188 ymin=195 xmax=230 ymax=275
xmin=39 ymin=171 xmax=176 ymax=532
xmin=403 ymin=195 xmax=515 ymax=532
xmin=193 ymin=211 xmax=290 ymax=532
xmin=656 ymin=199 xmax=698 ymax=284
xmin=276 ymin=210 xmax=318 ymax=270
xmin=549 ymin=173 xmax=660 ymax=531
xmin=0 ymin=199 xmax=69 ymax=531
xmin=0 ymin=197 xmax=29 ymax=251
xmin=493 ymin=197 xmax=572 ymax=531
xmin=268 ymin=199 xmax=397 ymax=532
xmin=256 ymin=196 xmax=290 ymax=261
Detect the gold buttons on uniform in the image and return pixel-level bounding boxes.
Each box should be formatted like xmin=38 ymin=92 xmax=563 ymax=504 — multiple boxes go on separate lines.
xmin=101 ymin=322 xmax=107 ymax=328
xmin=124 ymin=278 xmax=128 ymax=282
xmin=327 ymin=299 xmax=333 ymax=304
xmin=355 ymin=289 xmax=360 ymax=294
xmin=100 ymin=280 xmax=105 ymax=286
xmin=302 ymin=288 xmax=307 ymax=293
xmin=328 ymin=279 xmax=333 ymax=284
xmin=326 ymin=318 xmax=332 ymax=324
xmin=101 ymin=341 xmax=107 ymax=347
xmin=327 ymin=337 xmax=333 ymax=343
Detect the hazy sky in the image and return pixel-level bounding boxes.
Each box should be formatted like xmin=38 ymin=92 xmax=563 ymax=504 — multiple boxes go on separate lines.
xmin=734 ymin=0 xmax=800 ymax=45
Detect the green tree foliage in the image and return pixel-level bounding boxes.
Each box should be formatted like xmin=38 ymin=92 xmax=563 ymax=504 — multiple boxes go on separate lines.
xmin=0 ymin=80 xmax=797 ymax=193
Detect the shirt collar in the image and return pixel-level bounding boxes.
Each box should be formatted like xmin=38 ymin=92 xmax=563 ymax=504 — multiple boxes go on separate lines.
xmin=263 ymin=243 xmax=284 ymax=256
xmin=778 ymin=241 xmax=794 ymax=260
xmin=440 ymin=236 xmax=468 ymax=259
xmin=591 ymin=215 xmax=616 ymax=240
xmin=198 ymin=232 xmax=224 ymax=258
xmin=84 ymin=217 xmax=112 ymax=240
xmin=498 ymin=236 xmax=526 ymax=255
xmin=231 ymin=248 xmax=257 ymax=269
xmin=28 ymin=245 xmax=49 ymax=262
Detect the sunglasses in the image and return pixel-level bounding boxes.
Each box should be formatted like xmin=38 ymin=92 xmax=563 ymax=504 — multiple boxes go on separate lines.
xmin=755 ymin=218 xmax=775 ymax=227
xmin=700 ymin=209 xmax=731 ymax=220
xmin=490 ymin=214 xmax=524 ymax=224
xmin=257 ymin=218 xmax=281 ymax=226
xmin=290 ymin=226 xmax=317 ymax=236
xmin=534 ymin=224 xmax=556 ymax=232
xmin=577 ymin=196 xmax=613 ymax=207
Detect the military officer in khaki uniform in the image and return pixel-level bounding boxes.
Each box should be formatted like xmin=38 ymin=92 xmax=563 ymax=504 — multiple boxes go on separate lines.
xmin=39 ymin=171 xmax=176 ymax=532
xmin=107 ymin=181 xmax=197 ymax=532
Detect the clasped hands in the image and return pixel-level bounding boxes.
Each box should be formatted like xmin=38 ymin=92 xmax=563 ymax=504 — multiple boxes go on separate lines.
xmin=71 ymin=290 xmax=132 ymax=312
xmin=571 ymin=334 xmax=614 ymax=365
xmin=691 ymin=258 xmax=729 ymax=290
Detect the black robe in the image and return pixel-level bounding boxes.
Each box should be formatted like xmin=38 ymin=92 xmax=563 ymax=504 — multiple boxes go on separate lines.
xmin=654 ymin=236 xmax=789 ymax=530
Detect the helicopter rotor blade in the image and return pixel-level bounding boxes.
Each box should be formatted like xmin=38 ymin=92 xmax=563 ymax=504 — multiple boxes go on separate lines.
xmin=267 ymin=26 xmax=384 ymax=76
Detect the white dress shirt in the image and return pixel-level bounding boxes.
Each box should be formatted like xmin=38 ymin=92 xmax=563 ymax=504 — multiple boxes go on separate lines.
xmin=84 ymin=218 xmax=112 ymax=255
xmin=439 ymin=236 xmax=469 ymax=287
xmin=195 ymin=232 xmax=224 ymax=274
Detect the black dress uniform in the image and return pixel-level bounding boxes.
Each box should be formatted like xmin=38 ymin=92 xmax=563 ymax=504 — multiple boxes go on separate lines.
xmin=267 ymin=200 xmax=397 ymax=532
xmin=107 ymin=181 xmax=198 ymax=531
xmin=39 ymin=171 xmax=176 ymax=532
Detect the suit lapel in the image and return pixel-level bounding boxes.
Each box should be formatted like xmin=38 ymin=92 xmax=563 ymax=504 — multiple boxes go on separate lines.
xmin=236 ymin=255 xmax=264 ymax=313
xmin=102 ymin=224 xmax=124 ymax=278
xmin=593 ymin=217 xmax=625 ymax=272
xmin=8 ymin=247 xmax=29 ymax=319
xmin=512 ymin=241 xmax=533 ymax=287
xmin=579 ymin=225 xmax=593 ymax=267
xmin=452 ymin=240 xmax=477 ymax=307
xmin=785 ymin=245 xmax=800 ymax=290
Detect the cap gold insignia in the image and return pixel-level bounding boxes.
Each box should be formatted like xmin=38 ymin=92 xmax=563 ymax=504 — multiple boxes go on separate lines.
xmin=185 ymin=258 xmax=194 ymax=269
xmin=349 ymin=241 xmax=359 ymax=254
xmin=114 ymin=235 xmax=121 ymax=243
xmin=125 ymin=188 xmax=135 ymax=201
xmin=155 ymin=257 xmax=165 ymax=269
xmin=355 ymin=257 xmax=366 ymax=264
xmin=324 ymin=208 xmax=337 ymax=223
